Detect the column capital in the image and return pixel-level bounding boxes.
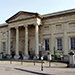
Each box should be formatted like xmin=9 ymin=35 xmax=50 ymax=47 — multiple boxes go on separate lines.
xmin=15 ymin=26 xmax=19 ymax=29
xmin=8 ymin=27 xmax=11 ymax=31
xmin=24 ymin=25 xmax=28 ymax=28
xmin=34 ymin=23 xmax=39 ymax=26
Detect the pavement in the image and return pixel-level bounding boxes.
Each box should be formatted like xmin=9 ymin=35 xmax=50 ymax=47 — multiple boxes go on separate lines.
xmin=0 ymin=60 xmax=75 ymax=75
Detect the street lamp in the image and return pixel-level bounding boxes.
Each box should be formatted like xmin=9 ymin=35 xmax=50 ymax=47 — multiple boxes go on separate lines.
xmin=41 ymin=43 xmax=43 ymax=71
xmin=39 ymin=43 xmax=44 ymax=71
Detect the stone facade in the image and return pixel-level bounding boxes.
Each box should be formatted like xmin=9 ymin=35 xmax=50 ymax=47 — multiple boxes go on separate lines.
xmin=0 ymin=9 xmax=75 ymax=60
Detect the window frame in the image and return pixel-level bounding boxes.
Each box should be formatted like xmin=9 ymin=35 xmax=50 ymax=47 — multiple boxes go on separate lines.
xmin=70 ymin=37 xmax=75 ymax=50
xmin=11 ymin=42 xmax=13 ymax=51
xmin=57 ymin=38 xmax=62 ymax=51
xmin=44 ymin=39 xmax=50 ymax=51
xmin=2 ymin=42 xmax=6 ymax=52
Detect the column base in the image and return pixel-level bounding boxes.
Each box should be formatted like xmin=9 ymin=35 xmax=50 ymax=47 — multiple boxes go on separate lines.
xmin=6 ymin=54 xmax=12 ymax=59
xmin=0 ymin=54 xmax=2 ymax=59
xmin=69 ymin=64 xmax=75 ymax=68
xmin=14 ymin=55 xmax=20 ymax=60
xmin=33 ymin=54 xmax=39 ymax=60
xmin=23 ymin=55 xmax=29 ymax=60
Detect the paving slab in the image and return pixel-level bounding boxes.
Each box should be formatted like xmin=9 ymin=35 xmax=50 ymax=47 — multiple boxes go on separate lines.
xmin=0 ymin=61 xmax=74 ymax=75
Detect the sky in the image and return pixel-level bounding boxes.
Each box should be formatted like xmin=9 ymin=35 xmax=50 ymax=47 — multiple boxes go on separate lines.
xmin=0 ymin=0 xmax=75 ymax=24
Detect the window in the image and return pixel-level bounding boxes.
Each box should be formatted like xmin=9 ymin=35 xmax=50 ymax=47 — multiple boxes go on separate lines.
xmin=69 ymin=23 xmax=75 ymax=28
xmin=56 ymin=24 xmax=61 ymax=29
xmin=57 ymin=39 xmax=62 ymax=50
xmin=44 ymin=26 xmax=49 ymax=32
xmin=45 ymin=39 xmax=49 ymax=50
xmin=70 ymin=38 xmax=75 ymax=50
xmin=11 ymin=42 xmax=13 ymax=50
xmin=2 ymin=42 xmax=5 ymax=52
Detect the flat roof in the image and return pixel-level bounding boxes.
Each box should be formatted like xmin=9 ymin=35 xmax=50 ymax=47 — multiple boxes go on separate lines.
xmin=0 ymin=23 xmax=8 ymax=27
xmin=43 ymin=8 xmax=75 ymax=18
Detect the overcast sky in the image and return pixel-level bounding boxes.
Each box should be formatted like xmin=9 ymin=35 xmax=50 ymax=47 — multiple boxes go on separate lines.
xmin=0 ymin=0 xmax=75 ymax=24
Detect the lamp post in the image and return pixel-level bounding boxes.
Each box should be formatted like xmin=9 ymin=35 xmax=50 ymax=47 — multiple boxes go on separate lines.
xmin=39 ymin=43 xmax=44 ymax=71
xmin=41 ymin=43 xmax=43 ymax=71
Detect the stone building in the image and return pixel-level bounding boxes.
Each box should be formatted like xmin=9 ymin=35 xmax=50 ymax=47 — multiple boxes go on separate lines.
xmin=0 ymin=9 xmax=75 ymax=60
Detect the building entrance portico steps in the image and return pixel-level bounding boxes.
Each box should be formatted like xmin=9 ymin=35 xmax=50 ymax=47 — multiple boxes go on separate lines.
xmin=7 ymin=25 xmax=40 ymax=60
xmin=0 ymin=59 xmax=69 ymax=68
xmin=6 ymin=19 xmax=41 ymax=59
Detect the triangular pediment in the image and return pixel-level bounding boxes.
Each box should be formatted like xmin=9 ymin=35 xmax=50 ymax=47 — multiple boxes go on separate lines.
xmin=6 ymin=11 xmax=42 ymax=23
xmin=14 ymin=13 xmax=32 ymax=20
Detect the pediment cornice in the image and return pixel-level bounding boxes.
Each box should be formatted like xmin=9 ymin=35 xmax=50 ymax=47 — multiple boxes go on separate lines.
xmin=6 ymin=11 xmax=43 ymax=23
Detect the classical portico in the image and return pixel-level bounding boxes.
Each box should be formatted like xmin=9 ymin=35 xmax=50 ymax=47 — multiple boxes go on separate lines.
xmin=6 ymin=11 xmax=42 ymax=59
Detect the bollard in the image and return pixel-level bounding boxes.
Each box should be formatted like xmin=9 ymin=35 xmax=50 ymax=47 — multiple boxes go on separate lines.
xmin=68 ymin=51 xmax=74 ymax=67
xmin=49 ymin=60 xmax=51 ymax=67
xmin=33 ymin=56 xmax=36 ymax=66
xmin=41 ymin=44 xmax=43 ymax=71
xmin=67 ymin=62 xmax=69 ymax=67
xmin=41 ymin=56 xmax=43 ymax=71
xmin=10 ymin=59 xmax=12 ymax=64
xmin=21 ymin=59 xmax=23 ymax=65
xmin=34 ymin=59 xmax=35 ymax=66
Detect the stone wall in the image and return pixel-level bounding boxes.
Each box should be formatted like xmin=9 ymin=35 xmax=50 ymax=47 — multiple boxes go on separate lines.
xmin=0 ymin=11 xmax=75 ymax=59
xmin=42 ymin=13 xmax=75 ymax=55
xmin=0 ymin=26 xmax=8 ymax=54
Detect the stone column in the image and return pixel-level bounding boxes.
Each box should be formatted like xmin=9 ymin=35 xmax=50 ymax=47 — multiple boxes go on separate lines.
xmin=6 ymin=30 xmax=8 ymax=54
xmin=51 ymin=24 xmax=55 ymax=55
xmin=6 ymin=28 xmax=11 ymax=59
xmin=64 ymin=32 xmax=68 ymax=54
xmin=63 ymin=22 xmax=68 ymax=55
xmin=23 ymin=25 xmax=29 ymax=60
xmin=25 ymin=25 xmax=28 ymax=55
xmin=63 ymin=22 xmax=69 ymax=61
xmin=35 ymin=24 xmax=39 ymax=59
xmin=14 ymin=26 xmax=20 ymax=59
xmin=8 ymin=28 xmax=11 ymax=55
xmin=0 ymin=31 xmax=2 ymax=59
